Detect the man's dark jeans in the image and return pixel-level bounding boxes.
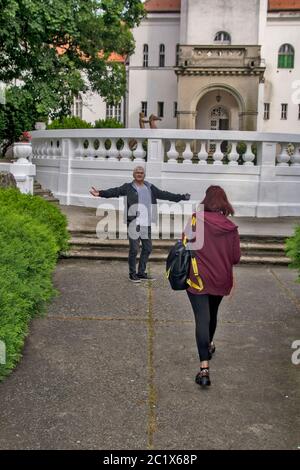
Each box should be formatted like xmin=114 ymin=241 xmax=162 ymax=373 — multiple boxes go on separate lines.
xmin=128 ymin=224 xmax=152 ymax=275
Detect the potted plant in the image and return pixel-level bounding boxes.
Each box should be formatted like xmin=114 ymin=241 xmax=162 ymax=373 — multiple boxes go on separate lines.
xmin=13 ymin=131 xmax=32 ymax=161
xmin=35 ymin=114 xmax=48 ymax=130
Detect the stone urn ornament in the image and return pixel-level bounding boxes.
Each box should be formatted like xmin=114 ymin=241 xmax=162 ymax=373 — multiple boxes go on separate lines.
xmin=13 ymin=131 xmax=32 ymax=163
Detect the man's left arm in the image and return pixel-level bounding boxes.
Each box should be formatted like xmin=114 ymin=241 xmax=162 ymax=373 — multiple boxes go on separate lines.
xmin=151 ymin=185 xmax=190 ymax=202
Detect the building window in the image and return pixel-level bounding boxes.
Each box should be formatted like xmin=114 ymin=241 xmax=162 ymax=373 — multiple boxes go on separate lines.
xmin=143 ymin=44 xmax=149 ymax=68
xmin=281 ymin=103 xmax=288 ymax=120
xmin=106 ymin=102 xmax=122 ymax=122
xmin=173 ymin=102 xmax=178 ymax=118
xmin=264 ymin=103 xmax=270 ymax=120
xmin=157 ymin=102 xmax=164 ymax=118
xmin=278 ymin=44 xmax=294 ymax=68
xmin=176 ymin=44 xmax=180 ymax=66
xmin=214 ymin=31 xmax=231 ymax=44
xmin=71 ymin=94 xmax=83 ymax=119
xmin=141 ymin=101 xmax=148 ymax=117
xmin=159 ymin=44 xmax=165 ymax=67
xmin=298 ymin=104 xmax=300 ymax=120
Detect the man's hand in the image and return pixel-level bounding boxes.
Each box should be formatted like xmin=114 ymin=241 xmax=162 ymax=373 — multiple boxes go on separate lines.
xmin=184 ymin=193 xmax=191 ymax=201
xmin=89 ymin=186 xmax=100 ymax=197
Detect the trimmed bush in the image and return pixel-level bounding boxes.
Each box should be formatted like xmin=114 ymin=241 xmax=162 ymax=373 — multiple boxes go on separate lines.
xmin=47 ymin=116 xmax=93 ymax=129
xmin=0 ymin=188 xmax=69 ymax=252
xmin=285 ymin=225 xmax=300 ymax=282
xmin=94 ymin=118 xmax=124 ymax=128
xmin=0 ymin=206 xmax=58 ymax=380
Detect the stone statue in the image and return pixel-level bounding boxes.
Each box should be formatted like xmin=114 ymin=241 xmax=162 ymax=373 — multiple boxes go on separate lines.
xmin=139 ymin=112 xmax=149 ymax=128
xmin=149 ymin=114 xmax=162 ymax=129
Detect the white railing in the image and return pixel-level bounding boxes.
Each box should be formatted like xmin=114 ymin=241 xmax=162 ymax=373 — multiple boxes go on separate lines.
xmin=30 ymin=129 xmax=300 ymax=217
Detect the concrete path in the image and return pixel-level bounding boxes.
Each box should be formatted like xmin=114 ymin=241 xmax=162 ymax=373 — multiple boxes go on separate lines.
xmin=61 ymin=205 xmax=299 ymax=238
xmin=0 ymin=261 xmax=299 ymax=450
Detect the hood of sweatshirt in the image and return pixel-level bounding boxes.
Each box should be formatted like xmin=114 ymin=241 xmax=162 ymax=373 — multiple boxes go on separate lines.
xmin=197 ymin=210 xmax=238 ymax=235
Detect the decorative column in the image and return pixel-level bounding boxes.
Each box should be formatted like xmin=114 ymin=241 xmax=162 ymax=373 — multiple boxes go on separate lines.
xmin=11 ymin=142 xmax=36 ymax=194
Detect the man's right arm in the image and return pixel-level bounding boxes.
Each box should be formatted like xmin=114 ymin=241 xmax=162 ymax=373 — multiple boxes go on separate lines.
xmin=99 ymin=184 xmax=128 ymax=198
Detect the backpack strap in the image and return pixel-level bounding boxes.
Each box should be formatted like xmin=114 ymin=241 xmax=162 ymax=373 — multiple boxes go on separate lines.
xmin=186 ymin=214 xmax=204 ymax=291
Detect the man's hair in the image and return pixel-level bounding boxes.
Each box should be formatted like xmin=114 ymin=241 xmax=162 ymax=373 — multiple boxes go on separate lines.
xmin=133 ymin=166 xmax=145 ymax=175
xmin=201 ymin=185 xmax=234 ymax=216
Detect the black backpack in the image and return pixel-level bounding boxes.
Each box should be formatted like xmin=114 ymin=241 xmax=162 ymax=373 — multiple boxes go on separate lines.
xmin=166 ymin=215 xmax=204 ymax=292
xmin=166 ymin=240 xmax=191 ymax=291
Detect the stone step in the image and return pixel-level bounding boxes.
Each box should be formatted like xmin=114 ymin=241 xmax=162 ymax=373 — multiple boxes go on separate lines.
xmin=69 ymin=230 xmax=288 ymax=244
xmin=33 ymin=180 xmax=59 ymax=204
xmin=69 ymin=237 xmax=286 ymax=251
xmin=61 ymin=249 xmax=290 ymax=265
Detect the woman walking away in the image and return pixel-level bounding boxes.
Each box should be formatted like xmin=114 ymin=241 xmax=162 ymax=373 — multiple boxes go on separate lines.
xmin=185 ymin=186 xmax=241 ymax=387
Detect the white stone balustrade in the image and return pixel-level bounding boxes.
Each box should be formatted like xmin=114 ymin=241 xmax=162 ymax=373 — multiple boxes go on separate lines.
xmin=30 ymin=129 xmax=300 ymax=217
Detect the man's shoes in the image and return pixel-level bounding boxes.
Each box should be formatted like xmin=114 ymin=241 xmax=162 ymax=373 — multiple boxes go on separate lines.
xmin=129 ymin=274 xmax=141 ymax=283
xmin=195 ymin=368 xmax=211 ymax=387
xmin=137 ymin=273 xmax=156 ymax=281
xmin=208 ymin=342 xmax=216 ymax=360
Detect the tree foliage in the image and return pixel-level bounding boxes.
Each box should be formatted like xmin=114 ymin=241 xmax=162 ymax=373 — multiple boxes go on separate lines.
xmin=0 ymin=0 xmax=145 ymax=151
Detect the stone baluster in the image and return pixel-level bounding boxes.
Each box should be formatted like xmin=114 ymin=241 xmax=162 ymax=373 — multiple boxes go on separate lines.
xmin=290 ymin=144 xmax=300 ymax=166
xmin=182 ymin=141 xmax=193 ymax=164
xmin=167 ymin=140 xmax=179 ymax=163
xmin=106 ymin=138 xmax=119 ymax=162
xmin=56 ymin=140 xmax=62 ymax=157
xmin=86 ymin=139 xmax=95 ymax=160
xmin=212 ymin=141 xmax=223 ymax=165
xmin=133 ymin=139 xmax=146 ymax=162
xmin=119 ymin=139 xmax=132 ymax=162
xmin=197 ymin=141 xmax=208 ymax=165
xmin=74 ymin=139 xmax=84 ymax=159
xmin=95 ymin=139 xmax=107 ymax=160
xmin=243 ymin=142 xmax=255 ymax=166
xmin=228 ymin=141 xmax=239 ymax=166
xmin=276 ymin=143 xmax=290 ymax=166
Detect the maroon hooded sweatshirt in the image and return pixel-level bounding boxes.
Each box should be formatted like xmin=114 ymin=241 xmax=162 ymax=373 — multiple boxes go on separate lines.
xmin=185 ymin=211 xmax=241 ymax=296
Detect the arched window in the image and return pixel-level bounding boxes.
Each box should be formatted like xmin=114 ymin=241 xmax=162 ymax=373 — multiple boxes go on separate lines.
xmin=143 ymin=44 xmax=149 ymax=67
xmin=159 ymin=44 xmax=165 ymax=67
xmin=214 ymin=31 xmax=231 ymax=44
xmin=278 ymin=44 xmax=294 ymax=68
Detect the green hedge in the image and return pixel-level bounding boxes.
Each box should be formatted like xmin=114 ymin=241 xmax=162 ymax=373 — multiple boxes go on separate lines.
xmin=47 ymin=116 xmax=93 ymax=129
xmin=0 ymin=189 xmax=69 ymax=380
xmin=0 ymin=189 xmax=69 ymax=252
xmin=285 ymin=225 xmax=300 ymax=282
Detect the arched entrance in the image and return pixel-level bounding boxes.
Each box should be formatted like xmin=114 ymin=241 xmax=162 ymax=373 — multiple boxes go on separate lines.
xmin=195 ymin=88 xmax=241 ymax=130
xmin=210 ymin=106 xmax=229 ymax=131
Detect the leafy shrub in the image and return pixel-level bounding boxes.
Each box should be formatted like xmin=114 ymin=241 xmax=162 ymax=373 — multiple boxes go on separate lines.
xmin=285 ymin=225 xmax=300 ymax=282
xmin=0 ymin=188 xmax=69 ymax=252
xmin=47 ymin=116 xmax=93 ymax=129
xmin=94 ymin=118 xmax=124 ymax=128
xmin=0 ymin=206 xmax=58 ymax=380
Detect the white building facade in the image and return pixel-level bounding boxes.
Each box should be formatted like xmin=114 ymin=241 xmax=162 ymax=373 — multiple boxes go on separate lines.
xmin=78 ymin=0 xmax=300 ymax=133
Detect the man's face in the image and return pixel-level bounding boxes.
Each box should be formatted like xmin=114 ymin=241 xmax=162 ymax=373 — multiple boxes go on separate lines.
xmin=134 ymin=169 xmax=145 ymax=183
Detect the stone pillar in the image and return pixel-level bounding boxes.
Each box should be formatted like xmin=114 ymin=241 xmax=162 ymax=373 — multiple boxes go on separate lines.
xmin=239 ymin=111 xmax=258 ymax=131
xmin=256 ymin=142 xmax=278 ymax=217
xmin=57 ymin=138 xmax=73 ymax=205
xmin=177 ymin=111 xmax=197 ymax=129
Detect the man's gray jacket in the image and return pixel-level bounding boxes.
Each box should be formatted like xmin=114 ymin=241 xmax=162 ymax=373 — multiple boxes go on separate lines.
xmin=99 ymin=181 xmax=187 ymax=224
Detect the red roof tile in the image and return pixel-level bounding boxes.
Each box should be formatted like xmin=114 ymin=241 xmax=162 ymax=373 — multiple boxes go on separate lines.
xmin=269 ymin=0 xmax=300 ymax=10
xmin=144 ymin=0 xmax=300 ymax=13
xmin=144 ymin=0 xmax=181 ymax=13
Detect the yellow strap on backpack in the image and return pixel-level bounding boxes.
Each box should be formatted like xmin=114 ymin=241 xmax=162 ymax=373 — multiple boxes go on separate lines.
xmin=186 ymin=215 xmax=204 ymax=291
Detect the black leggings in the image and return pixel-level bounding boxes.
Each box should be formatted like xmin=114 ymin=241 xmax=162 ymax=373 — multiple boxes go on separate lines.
xmin=187 ymin=292 xmax=223 ymax=362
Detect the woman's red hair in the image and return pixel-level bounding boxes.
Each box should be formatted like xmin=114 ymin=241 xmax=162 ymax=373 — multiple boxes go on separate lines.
xmin=201 ymin=185 xmax=234 ymax=216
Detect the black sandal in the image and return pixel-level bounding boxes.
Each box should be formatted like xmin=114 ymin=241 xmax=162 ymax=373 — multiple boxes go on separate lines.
xmin=195 ymin=368 xmax=211 ymax=387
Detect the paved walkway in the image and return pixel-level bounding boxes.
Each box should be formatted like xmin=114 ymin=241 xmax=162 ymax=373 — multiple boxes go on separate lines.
xmin=0 ymin=261 xmax=299 ymax=450
xmin=61 ymin=205 xmax=299 ymax=237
